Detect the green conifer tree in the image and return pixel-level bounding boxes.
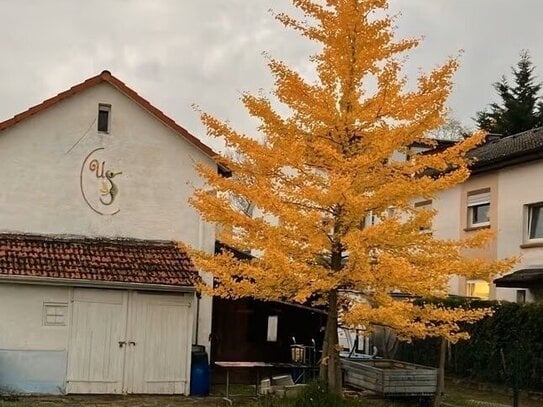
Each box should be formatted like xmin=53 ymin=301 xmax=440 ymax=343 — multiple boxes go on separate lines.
xmin=476 ymin=50 xmax=543 ymax=136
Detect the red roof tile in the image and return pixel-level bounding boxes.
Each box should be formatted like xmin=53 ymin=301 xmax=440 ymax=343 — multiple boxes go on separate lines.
xmin=0 ymin=234 xmax=199 ymax=287
xmin=0 ymin=70 xmax=217 ymax=160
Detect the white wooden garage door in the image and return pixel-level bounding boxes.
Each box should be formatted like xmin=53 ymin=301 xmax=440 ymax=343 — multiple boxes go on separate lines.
xmin=66 ymin=289 xmax=193 ymax=394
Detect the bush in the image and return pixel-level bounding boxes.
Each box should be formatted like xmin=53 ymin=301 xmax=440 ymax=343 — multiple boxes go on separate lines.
xmin=396 ymin=301 xmax=543 ymax=391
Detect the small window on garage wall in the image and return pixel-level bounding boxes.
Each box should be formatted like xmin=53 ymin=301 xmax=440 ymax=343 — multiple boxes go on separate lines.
xmin=43 ymin=302 xmax=68 ymax=326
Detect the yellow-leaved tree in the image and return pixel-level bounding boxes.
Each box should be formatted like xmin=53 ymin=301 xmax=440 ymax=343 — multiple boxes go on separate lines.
xmin=188 ymin=0 xmax=513 ymax=393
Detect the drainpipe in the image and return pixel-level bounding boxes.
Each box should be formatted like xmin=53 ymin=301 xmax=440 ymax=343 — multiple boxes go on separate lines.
xmin=194 ymin=217 xmax=204 ymax=345
xmin=195 ymin=291 xmax=201 ymax=345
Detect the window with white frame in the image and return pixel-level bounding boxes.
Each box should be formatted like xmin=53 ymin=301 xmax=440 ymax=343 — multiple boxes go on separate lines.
xmin=467 ymin=189 xmax=490 ymax=228
xmin=526 ymin=202 xmax=543 ymax=241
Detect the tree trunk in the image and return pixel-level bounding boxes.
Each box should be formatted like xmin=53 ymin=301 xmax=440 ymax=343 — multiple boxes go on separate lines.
xmin=433 ymin=337 xmax=447 ymax=407
xmin=319 ymin=314 xmax=330 ymax=380
xmin=319 ymin=289 xmax=342 ymax=394
xmin=513 ymin=387 xmax=520 ymax=407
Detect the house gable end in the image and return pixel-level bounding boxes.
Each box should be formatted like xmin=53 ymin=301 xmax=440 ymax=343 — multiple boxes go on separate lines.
xmin=0 ymin=71 xmax=217 ymax=160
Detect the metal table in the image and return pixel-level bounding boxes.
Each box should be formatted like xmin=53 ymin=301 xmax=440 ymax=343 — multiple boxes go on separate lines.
xmin=214 ymin=361 xmax=272 ymax=404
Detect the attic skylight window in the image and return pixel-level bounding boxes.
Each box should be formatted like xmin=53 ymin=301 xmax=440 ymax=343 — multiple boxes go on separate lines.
xmin=97 ymin=104 xmax=111 ymax=133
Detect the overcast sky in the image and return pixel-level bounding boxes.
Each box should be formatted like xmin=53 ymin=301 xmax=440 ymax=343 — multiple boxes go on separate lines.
xmin=1 ymin=0 xmax=542 ymax=151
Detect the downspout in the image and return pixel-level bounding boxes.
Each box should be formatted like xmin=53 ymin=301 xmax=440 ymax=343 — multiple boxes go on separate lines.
xmin=194 ymin=216 xmax=205 ymax=345
xmin=195 ymin=291 xmax=201 ymax=345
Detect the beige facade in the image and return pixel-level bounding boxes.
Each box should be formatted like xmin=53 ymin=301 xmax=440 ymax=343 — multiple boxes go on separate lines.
xmin=433 ymin=154 xmax=543 ymax=302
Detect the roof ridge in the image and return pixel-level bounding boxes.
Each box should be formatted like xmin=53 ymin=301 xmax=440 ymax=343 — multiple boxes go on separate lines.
xmin=0 ymin=232 xmax=177 ymax=247
xmin=502 ymin=126 xmax=543 ymax=140
xmin=0 ymin=72 xmax=104 ymax=131
xmin=469 ymin=126 xmax=543 ymax=173
xmin=472 ymin=126 xmax=543 ymax=150
xmin=0 ymin=71 xmax=217 ymax=160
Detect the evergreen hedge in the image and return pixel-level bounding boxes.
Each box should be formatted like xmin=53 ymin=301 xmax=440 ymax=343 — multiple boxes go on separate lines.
xmin=396 ymin=300 xmax=543 ymax=391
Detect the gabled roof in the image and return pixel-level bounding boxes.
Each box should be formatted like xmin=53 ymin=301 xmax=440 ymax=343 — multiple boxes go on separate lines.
xmin=0 ymin=70 xmax=217 ymax=159
xmin=469 ymin=127 xmax=543 ymax=173
xmin=0 ymin=233 xmax=199 ymax=287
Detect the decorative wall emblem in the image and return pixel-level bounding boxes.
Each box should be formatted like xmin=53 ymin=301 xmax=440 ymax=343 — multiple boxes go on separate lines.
xmin=80 ymin=148 xmax=122 ymax=215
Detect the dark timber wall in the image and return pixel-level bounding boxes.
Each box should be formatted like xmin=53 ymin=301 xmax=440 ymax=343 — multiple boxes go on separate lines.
xmin=210 ymin=297 xmax=325 ymax=384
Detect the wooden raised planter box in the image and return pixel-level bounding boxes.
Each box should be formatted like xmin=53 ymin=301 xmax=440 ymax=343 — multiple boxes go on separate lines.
xmin=342 ymin=359 xmax=437 ymax=397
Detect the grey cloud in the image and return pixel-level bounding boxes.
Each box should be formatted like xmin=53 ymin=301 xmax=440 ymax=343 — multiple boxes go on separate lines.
xmin=1 ymin=0 xmax=542 ymax=151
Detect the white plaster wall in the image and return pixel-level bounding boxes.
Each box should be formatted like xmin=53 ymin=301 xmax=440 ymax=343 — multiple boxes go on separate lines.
xmin=194 ymin=218 xmax=215 ymax=349
xmin=0 ymin=283 xmax=70 ymax=394
xmin=496 ymin=161 xmax=543 ymax=302
xmin=433 ymin=186 xmax=461 ymax=241
xmin=0 ymin=83 xmax=214 ymax=245
xmin=494 ymin=286 xmax=534 ymax=303
xmin=433 ymin=186 xmax=464 ymax=295
xmin=497 ymin=161 xmax=543 ymax=263
xmin=0 ymin=82 xmax=215 ymax=351
xmin=0 ymin=284 xmax=69 ymax=350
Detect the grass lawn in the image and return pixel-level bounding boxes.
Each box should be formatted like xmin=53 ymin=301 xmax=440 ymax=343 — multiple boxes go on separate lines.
xmin=443 ymin=381 xmax=543 ymax=407
xmin=1 ymin=382 xmax=542 ymax=407
xmin=0 ymin=395 xmax=227 ymax=407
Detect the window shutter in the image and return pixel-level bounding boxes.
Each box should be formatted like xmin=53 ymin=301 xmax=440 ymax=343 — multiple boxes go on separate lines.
xmin=467 ymin=191 xmax=490 ymax=207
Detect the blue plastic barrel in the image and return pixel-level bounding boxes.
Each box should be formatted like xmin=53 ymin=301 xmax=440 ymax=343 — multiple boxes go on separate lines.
xmin=190 ymin=345 xmax=210 ymax=396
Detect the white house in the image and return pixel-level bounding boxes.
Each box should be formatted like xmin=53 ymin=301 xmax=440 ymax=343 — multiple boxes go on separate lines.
xmin=0 ymin=71 xmax=217 ymax=394
xmin=425 ymin=129 xmax=543 ymax=302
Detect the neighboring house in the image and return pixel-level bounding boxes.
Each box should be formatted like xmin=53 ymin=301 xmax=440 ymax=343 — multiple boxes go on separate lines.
xmin=425 ymin=128 xmax=543 ymax=302
xmin=0 ymin=71 xmax=217 ymax=394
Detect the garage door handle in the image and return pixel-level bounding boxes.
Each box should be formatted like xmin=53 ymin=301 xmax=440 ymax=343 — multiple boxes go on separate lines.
xmin=128 ymin=341 xmax=136 ymax=346
xmin=118 ymin=341 xmax=126 ymax=348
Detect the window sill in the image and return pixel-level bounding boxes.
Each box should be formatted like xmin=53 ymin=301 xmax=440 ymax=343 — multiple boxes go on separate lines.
xmin=520 ymin=241 xmax=543 ymax=249
xmin=463 ymin=225 xmax=491 ymax=232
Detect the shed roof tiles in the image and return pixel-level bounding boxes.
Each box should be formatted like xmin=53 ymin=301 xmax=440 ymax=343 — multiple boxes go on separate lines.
xmin=0 ymin=234 xmax=199 ymax=287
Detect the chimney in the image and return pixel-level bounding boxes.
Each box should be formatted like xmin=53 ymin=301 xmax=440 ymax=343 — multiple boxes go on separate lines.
xmin=485 ymin=133 xmax=503 ymax=142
